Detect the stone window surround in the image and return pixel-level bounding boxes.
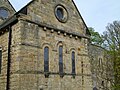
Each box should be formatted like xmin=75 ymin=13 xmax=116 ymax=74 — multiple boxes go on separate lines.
xmin=54 ymin=4 xmax=68 ymax=23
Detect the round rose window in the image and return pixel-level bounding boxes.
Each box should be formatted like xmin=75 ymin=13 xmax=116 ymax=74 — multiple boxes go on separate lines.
xmin=0 ymin=7 xmax=9 ymax=19
xmin=55 ymin=5 xmax=68 ymax=23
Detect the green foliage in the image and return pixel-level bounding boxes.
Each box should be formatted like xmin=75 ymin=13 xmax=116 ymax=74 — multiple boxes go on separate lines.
xmin=88 ymin=21 xmax=120 ymax=89
xmin=89 ymin=27 xmax=103 ymax=46
xmin=102 ymin=21 xmax=120 ymax=89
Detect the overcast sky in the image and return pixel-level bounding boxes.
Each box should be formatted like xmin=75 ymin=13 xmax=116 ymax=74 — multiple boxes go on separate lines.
xmin=9 ymin=0 xmax=120 ymax=34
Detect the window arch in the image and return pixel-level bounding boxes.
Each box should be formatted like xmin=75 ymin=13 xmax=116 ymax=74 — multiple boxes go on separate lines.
xmin=44 ymin=46 xmax=49 ymax=73
xmin=72 ymin=51 xmax=75 ymax=74
xmin=59 ymin=46 xmax=63 ymax=75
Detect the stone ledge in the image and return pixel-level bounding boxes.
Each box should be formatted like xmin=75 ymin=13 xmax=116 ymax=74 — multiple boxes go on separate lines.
xmin=13 ymin=70 xmax=91 ymax=77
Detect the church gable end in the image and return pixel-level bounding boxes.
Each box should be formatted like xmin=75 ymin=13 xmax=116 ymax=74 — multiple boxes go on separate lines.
xmin=21 ymin=0 xmax=88 ymax=36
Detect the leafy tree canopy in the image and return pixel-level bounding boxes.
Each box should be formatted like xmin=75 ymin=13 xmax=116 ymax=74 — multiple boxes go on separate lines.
xmin=102 ymin=21 xmax=120 ymax=89
xmin=89 ymin=27 xmax=103 ymax=46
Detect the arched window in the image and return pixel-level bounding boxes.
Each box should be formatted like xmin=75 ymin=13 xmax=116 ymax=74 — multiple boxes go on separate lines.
xmin=72 ymin=51 xmax=75 ymax=74
xmin=59 ymin=46 xmax=63 ymax=74
xmin=44 ymin=47 xmax=49 ymax=72
xmin=0 ymin=48 xmax=2 ymax=74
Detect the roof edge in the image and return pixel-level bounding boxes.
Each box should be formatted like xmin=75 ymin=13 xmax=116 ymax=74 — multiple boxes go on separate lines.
xmin=15 ymin=0 xmax=91 ymax=36
xmin=71 ymin=0 xmax=91 ymax=36
xmin=15 ymin=0 xmax=34 ymax=15
xmin=7 ymin=0 xmax=16 ymax=12
xmin=0 ymin=15 xmax=18 ymax=30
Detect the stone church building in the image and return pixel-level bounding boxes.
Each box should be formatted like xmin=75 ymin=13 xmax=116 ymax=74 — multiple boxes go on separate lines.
xmin=0 ymin=0 xmax=94 ymax=90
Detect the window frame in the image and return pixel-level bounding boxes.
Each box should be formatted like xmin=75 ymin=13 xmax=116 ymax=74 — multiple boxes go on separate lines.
xmin=55 ymin=4 xmax=68 ymax=23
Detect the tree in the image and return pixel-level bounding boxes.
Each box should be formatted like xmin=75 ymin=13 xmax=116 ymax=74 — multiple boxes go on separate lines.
xmin=89 ymin=27 xmax=103 ymax=46
xmin=102 ymin=21 xmax=120 ymax=90
xmin=88 ymin=27 xmax=113 ymax=89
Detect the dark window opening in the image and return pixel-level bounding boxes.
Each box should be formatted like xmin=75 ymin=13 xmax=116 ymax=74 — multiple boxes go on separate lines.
xmin=44 ymin=47 xmax=49 ymax=73
xmin=72 ymin=51 xmax=76 ymax=74
xmin=0 ymin=8 xmax=9 ymax=19
xmin=0 ymin=49 xmax=2 ymax=74
xmin=56 ymin=8 xmax=64 ymax=20
xmin=59 ymin=46 xmax=63 ymax=75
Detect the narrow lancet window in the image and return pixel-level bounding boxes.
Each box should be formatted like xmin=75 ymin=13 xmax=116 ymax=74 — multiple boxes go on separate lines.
xmin=44 ymin=47 xmax=49 ymax=73
xmin=59 ymin=46 xmax=63 ymax=75
xmin=72 ymin=51 xmax=75 ymax=74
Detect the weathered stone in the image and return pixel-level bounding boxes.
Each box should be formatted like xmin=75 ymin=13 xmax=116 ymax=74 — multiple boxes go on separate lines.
xmin=0 ymin=0 xmax=93 ymax=90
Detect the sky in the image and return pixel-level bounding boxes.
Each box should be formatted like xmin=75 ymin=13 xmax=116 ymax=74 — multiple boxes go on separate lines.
xmin=9 ymin=0 xmax=120 ymax=34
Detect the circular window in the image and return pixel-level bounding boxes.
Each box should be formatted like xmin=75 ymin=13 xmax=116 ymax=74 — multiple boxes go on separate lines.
xmin=55 ymin=5 xmax=68 ymax=23
xmin=0 ymin=7 xmax=9 ymax=20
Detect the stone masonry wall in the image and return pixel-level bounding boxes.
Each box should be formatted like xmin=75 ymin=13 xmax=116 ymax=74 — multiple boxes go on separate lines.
xmin=9 ymin=21 xmax=24 ymax=90
xmin=9 ymin=20 xmax=92 ymax=90
xmin=88 ymin=44 xmax=113 ymax=90
xmin=27 ymin=0 xmax=85 ymax=35
xmin=0 ymin=31 xmax=9 ymax=90
xmin=0 ymin=0 xmax=93 ymax=90
xmin=0 ymin=21 xmax=23 ymax=90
